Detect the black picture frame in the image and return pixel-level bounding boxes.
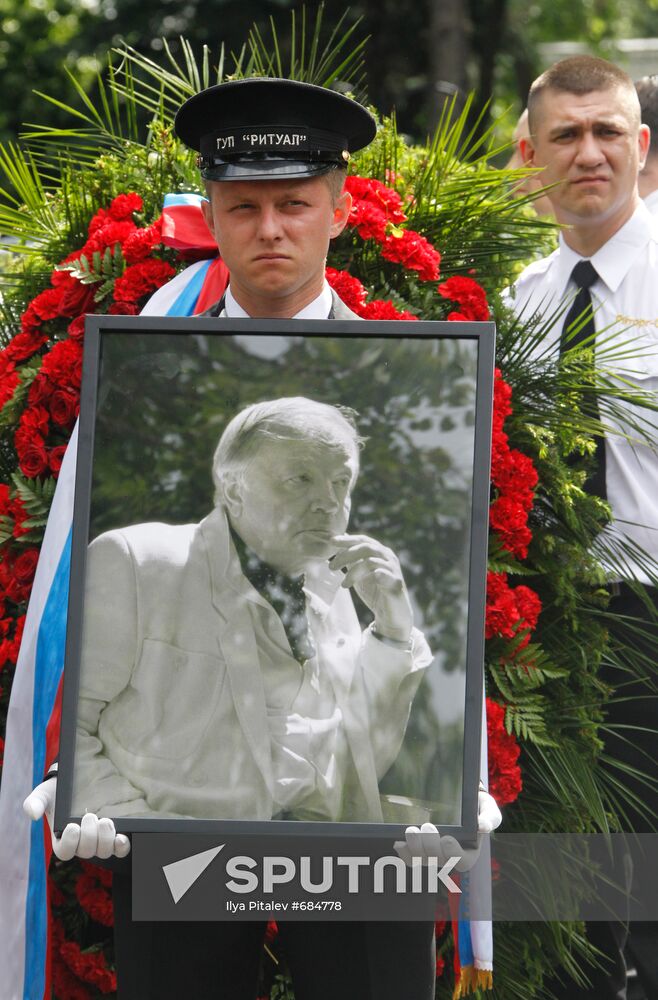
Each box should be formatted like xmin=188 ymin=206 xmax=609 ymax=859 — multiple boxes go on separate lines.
xmin=55 ymin=315 xmax=495 ymax=842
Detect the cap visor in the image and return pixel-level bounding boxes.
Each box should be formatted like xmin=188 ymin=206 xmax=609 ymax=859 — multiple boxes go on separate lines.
xmin=201 ymin=160 xmax=337 ymax=182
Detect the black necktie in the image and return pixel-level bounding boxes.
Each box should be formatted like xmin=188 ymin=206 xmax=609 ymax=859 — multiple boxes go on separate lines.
xmin=561 ymin=260 xmax=606 ymax=498
xmin=561 ymin=260 xmax=598 ymax=351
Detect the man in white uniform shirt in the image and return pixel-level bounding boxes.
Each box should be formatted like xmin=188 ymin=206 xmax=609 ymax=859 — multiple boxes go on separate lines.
xmin=510 ymin=54 xmax=658 ymax=1000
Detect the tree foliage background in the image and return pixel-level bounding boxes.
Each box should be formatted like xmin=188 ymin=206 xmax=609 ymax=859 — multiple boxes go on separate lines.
xmin=3 ymin=0 xmax=658 ymax=151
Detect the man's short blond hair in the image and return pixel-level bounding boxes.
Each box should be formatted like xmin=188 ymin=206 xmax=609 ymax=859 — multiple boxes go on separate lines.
xmin=527 ymin=55 xmax=640 ymax=132
xmin=323 ymin=166 xmax=348 ymax=203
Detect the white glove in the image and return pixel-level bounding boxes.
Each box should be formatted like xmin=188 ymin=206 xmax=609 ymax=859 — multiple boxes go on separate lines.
xmin=394 ymin=789 xmax=502 ymax=871
xmin=23 ymin=773 xmax=130 ymax=861
xmin=476 ymin=788 xmax=502 ymax=833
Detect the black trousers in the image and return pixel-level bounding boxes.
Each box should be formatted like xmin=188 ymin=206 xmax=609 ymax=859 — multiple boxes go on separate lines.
xmin=112 ymin=871 xmax=436 ymax=1000
xmin=549 ymin=584 xmax=658 ymax=1000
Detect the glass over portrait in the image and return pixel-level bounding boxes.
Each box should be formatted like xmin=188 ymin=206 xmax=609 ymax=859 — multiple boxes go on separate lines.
xmin=56 ymin=317 xmax=494 ymax=839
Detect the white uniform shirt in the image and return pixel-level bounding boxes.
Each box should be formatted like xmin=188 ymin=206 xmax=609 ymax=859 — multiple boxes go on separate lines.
xmin=507 ymin=203 xmax=658 ymax=583
xmin=223 ymin=281 xmax=333 ymax=319
xmin=643 ymin=189 xmax=658 ymax=216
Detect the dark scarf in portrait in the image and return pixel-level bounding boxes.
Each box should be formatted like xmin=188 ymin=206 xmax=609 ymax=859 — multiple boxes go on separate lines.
xmin=229 ymin=524 xmax=316 ymax=664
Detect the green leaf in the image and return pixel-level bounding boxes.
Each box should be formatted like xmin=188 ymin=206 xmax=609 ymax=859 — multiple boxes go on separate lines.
xmin=11 ymin=472 xmax=56 ymax=521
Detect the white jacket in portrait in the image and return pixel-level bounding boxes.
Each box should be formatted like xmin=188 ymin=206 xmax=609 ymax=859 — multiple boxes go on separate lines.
xmin=72 ymin=506 xmax=432 ymax=822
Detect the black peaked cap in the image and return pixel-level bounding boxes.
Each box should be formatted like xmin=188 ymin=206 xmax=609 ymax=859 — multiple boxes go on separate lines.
xmin=175 ymin=77 xmax=377 ymax=181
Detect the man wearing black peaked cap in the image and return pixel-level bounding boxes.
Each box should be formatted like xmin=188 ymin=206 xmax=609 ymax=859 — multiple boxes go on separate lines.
xmin=24 ymin=76 xmax=501 ymax=1000
xmin=169 ymin=76 xmax=376 ymax=322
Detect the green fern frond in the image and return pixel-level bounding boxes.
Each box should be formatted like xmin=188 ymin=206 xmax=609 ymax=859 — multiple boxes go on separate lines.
xmin=0 ymin=361 xmax=42 ymax=429
xmin=11 ymin=472 xmax=56 ymax=519
xmin=0 ymin=515 xmax=14 ymax=545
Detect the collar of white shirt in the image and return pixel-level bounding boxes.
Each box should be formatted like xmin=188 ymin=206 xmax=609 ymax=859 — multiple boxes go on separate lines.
xmin=224 ymin=281 xmax=333 ymax=319
xmin=554 ymin=201 xmax=657 ymax=299
xmin=643 ymin=189 xmax=658 ymax=215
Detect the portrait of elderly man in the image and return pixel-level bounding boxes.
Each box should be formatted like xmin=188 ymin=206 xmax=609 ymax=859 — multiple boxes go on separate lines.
xmin=72 ymin=395 xmax=433 ymax=823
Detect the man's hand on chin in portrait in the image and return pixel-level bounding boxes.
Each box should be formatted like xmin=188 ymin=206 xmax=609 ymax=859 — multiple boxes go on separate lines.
xmin=329 ymin=533 xmax=414 ymax=644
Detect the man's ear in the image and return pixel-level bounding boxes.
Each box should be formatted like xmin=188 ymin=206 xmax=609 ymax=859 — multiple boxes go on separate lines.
xmin=222 ymin=480 xmax=243 ymax=517
xmin=638 ymin=124 xmax=651 ymax=172
xmin=330 ymin=190 xmax=352 ymax=239
xmin=201 ymin=197 xmax=216 ymax=240
xmin=519 ymin=136 xmax=536 ymax=167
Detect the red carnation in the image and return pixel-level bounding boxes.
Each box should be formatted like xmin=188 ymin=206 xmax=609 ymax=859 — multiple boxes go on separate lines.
xmin=485 ymin=571 xmax=520 ymax=640
xmin=52 ymin=960 xmax=92 ymax=1000
xmin=123 ymin=219 xmax=163 ymax=264
xmin=83 ymin=219 xmax=136 ymax=256
xmin=489 ymin=495 xmax=533 ymax=560
xmin=325 ymin=267 xmax=367 ymax=313
xmin=0 ymin=368 xmax=19 ymax=410
xmin=493 ymin=369 xmax=513 ymax=428
xmin=24 ymin=287 xmax=64 ymax=325
xmin=109 ymin=192 xmax=143 ymax=220
xmin=438 ymin=275 xmax=489 ymax=322
xmin=5 ymin=329 xmax=50 ymax=363
xmin=39 ymin=338 xmax=84 ymax=389
xmin=490 ymin=427 xmax=510 ymax=474
xmin=16 ymin=405 xmax=50 ymax=443
xmin=360 ymin=299 xmax=418 ymax=321
xmin=109 ymin=300 xmax=140 ymax=315
xmin=347 ymin=199 xmax=389 ymax=242
xmin=75 ymin=871 xmax=114 ymax=926
xmin=514 ymin=585 xmax=542 ymax=635
xmin=381 ymin=229 xmax=441 ymax=281
xmin=492 ymin=449 xmax=538 ymax=510
xmin=345 ymin=176 xmax=407 ymax=223
xmin=87 ymin=207 xmax=111 ymax=234
xmin=486 ymin=698 xmax=522 ymax=806
xmin=81 ymin=860 xmax=113 ymax=887
xmin=59 ymin=939 xmax=116 ymax=993
xmin=485 ymin=571 xmax=541 ymax=651
xmin=112 ymin=259 xmax=175 ymax=305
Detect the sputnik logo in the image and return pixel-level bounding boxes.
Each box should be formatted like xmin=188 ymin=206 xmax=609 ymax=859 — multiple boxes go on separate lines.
xmin=162 ymin=845 xmax=225 ymax=903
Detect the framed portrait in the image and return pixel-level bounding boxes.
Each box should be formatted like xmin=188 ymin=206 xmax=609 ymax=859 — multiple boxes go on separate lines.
xmin=55 ymin=316 xmax=495 ymax=841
